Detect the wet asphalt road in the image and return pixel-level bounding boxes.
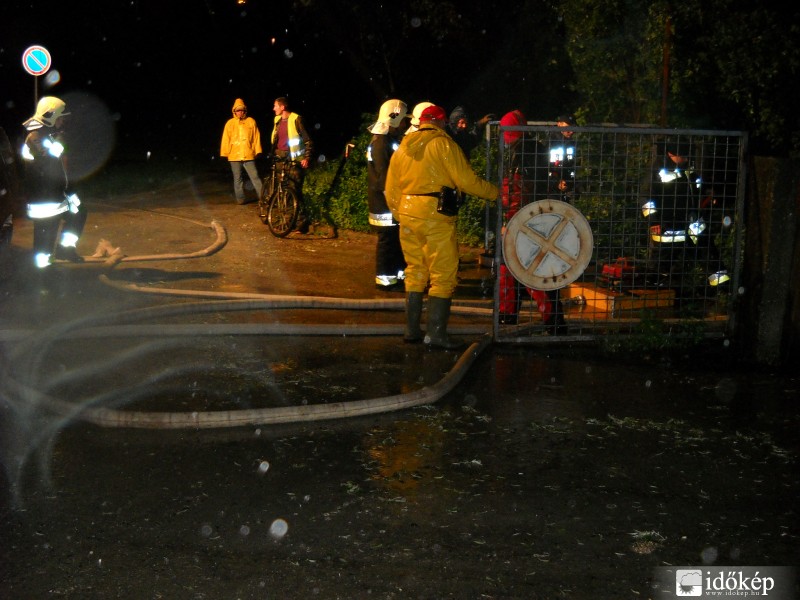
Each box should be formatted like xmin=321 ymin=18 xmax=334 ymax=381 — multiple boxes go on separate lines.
xmin=1 ymin=171 xmax=798 ymax=599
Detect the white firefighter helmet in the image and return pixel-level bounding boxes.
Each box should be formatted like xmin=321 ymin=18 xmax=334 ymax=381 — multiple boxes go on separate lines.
xmin=23 ymin=96 xmax=70 ymax=131
xmin=405 ymin=101 xmax=435 ymax=135
xmin=368 ymin=99 xmax=408 ymax=134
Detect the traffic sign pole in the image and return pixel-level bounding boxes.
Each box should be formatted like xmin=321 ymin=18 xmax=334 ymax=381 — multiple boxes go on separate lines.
xmin=21 ymin=45 xmax=52 ymax=108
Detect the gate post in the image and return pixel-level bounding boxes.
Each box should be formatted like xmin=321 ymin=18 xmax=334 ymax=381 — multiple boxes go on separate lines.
xmin=741 ymin=157 xmax=800 ymax=366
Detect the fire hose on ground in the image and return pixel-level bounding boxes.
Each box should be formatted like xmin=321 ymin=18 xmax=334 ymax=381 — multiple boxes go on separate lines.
xmin=2 ymin=217 xmax=495 ymax=429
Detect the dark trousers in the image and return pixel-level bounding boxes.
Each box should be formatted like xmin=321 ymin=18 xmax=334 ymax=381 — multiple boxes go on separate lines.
xmin=32 ymin=209 xmax=87 ymax=255
xmin=374 ymin=225 xmax=406 ymax=279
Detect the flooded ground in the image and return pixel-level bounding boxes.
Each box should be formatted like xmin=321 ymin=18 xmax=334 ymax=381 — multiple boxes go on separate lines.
xmin=1 ymin=169 xmax=798 ymax=598
xmin=2 ymin=338 xmax=797 ymax=599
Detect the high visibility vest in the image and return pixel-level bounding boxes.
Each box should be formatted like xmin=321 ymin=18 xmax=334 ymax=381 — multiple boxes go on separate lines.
xmin=272 ymin=113 xmax=306 ymax=160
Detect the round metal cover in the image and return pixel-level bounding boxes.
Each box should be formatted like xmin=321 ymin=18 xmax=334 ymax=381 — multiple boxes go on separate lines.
xmin=502 ymin=199 xmax=593 ymax=291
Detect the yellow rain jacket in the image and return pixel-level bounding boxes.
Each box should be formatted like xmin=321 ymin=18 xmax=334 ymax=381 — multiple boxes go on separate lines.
xmin=385 ymin=124 xmax=498 ymax=297
xmin=220 ymin=99 xmax=262 ymax=161
xmin=385 ymin=124 xmax=498 ymax=221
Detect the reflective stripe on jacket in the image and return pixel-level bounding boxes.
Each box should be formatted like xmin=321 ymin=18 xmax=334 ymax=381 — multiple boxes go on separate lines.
xmin=28 ymin=200 xmax=69 ymax=219
xmin=271 ymin=113 xmax=311 ymax=160
xmin=22 ymin=130 xmax=70 ymax=209
xmin=649 ymin=225 xmax=687 ymax=243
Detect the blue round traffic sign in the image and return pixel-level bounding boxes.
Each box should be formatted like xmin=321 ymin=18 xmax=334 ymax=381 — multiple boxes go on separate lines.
xmin=22 ymin=45 xmax=52 ymax=76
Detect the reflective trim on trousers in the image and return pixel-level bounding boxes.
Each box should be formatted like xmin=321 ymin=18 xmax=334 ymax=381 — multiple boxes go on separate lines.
xmin=369 ymin=212 xmax=395 ymax=227
xmin=60 ymin=231 xmax=79 ymax=247
xmin=375 ymin=275 xmax=399 ymax=286
xmin=35 ymin=252 xmax=51 ymax=268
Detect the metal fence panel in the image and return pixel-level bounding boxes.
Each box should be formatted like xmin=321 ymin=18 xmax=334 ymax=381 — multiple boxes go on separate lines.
xmin=483 ymin=124 xmax=746 ymax=344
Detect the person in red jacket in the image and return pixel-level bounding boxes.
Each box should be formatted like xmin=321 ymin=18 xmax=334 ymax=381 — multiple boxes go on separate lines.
xmin=497 ymin=110 xmax=568 ymax=334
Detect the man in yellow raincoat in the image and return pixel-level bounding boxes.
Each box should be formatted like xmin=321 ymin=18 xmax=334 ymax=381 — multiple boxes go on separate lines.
xmin=385 ymin=104 xmax=498 ymax=350
xmin=220 ymin=98 xmax=263 ymax=205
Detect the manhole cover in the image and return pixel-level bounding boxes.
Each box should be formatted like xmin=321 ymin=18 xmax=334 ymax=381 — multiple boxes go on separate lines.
xmin=502 ymin=199 xmax=593 ymax=291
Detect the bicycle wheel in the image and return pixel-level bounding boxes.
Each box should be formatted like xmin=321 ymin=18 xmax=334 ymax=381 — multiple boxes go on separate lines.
xmin=267 ymin=186 xmax=299 ymax=237
xmin=257 ymin=176 xmax=274 ymax=224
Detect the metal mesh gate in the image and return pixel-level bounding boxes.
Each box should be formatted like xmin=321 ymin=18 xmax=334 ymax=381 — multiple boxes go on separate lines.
xmin=482 ymin=124 xmax=746 ymax=343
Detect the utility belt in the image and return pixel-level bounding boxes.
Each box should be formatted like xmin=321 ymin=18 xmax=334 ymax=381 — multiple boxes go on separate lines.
xmin=409 ymin=187 xmax=464 ymax=216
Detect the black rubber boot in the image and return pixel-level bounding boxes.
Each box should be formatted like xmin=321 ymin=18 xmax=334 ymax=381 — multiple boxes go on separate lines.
xmin=424 ymin=296 xmax=465 ymax=350
xmin=545 ymin=313 xmax=568 ymax=335
xmin=544 ymin=291 xmax=568 ymax=335
xmin=404 ymin=292 xmax=424 ymax=343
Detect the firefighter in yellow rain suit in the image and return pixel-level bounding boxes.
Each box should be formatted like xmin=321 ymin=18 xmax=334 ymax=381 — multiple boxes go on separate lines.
xmin=385 ymin=105 xmax=498 ymax=350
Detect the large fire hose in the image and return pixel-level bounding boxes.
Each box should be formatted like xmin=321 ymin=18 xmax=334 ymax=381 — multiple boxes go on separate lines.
xmin=2 ymin=216 xmax=494 ymax=429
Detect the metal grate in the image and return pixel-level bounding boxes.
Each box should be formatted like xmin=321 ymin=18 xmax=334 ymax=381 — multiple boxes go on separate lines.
xmin=482 ymin=124 xmax=746 ymax=344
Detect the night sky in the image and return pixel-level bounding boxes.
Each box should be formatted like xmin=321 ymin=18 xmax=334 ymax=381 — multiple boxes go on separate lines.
xmin=1 ymin=1 xmax=350 ymax=162
xmin=1 ymin=1 xmax=519 ymax=169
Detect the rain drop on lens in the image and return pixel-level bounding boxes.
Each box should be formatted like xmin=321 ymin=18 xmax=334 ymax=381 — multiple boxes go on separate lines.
xmin=45 ymin=70 xmax=61 ymax=86
xmin=258 ymin=461 xmax=270 ymax=474
xmin=270 ymin=518 xmax=289 ymax=539
xmin=701 ymin=546 xmax=719 ymax=564
xmin=239 ymin=525 xmax=250 ymax=536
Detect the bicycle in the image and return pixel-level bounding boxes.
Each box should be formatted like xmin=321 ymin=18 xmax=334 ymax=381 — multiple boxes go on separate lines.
xmin=258 ymin=156 xmax=301 ymax=238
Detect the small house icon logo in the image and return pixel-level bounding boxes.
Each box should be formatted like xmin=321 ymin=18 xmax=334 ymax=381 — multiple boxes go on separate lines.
xmin=676 ymin=569 xmax=703 ymax=596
